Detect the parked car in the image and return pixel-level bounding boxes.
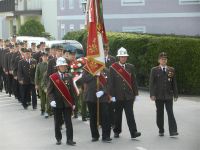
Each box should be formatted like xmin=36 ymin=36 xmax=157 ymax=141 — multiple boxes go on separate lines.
xmin=46 ymin=40 xmax=85 ymax=59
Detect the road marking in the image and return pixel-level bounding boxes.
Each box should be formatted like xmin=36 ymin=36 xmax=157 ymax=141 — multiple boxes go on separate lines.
xmin=136 ymin=147 xmax=148 ymax=150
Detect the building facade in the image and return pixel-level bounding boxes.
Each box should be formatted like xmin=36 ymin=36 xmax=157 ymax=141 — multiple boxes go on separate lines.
xmin=0 ymin=0 xmax=58 ymax=39
xmin=57 ymin=0 xmax=200 ymax=39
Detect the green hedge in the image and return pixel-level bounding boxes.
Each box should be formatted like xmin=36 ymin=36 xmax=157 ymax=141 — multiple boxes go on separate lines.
xmin=64 ymin=30 xmax=200 ymax=95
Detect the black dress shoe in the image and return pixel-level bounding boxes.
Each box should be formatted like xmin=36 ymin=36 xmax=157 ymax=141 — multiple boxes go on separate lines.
xmin=102 ymin=137 xmax=112 ymax=143
xmin=159 ymin=132 xmax=164 ymax=136
xmin=67 ymin=140 xmax=76 ymax=146
xmin=170 ymin=132 xmax=179 ymax=136
xmin=131 ymin=132 xmax=141 ymax=138
xmin=114 ymin=133 xmax=119 ymax=138
xmin=91 ymin=137 xmax=99 ymax=142
xmin=56 ymin=140 xmax=61 ymax=145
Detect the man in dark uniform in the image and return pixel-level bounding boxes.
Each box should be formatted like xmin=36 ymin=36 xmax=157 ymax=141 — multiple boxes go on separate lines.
xmin=12 ymin=44 xmax=23 ymax=101
xmin=47 ymin=45 xmax=64 ymax=77
xmin=1 ymin=42 xmax=10 ymax=93
xmin=0 ymin=39 xmax=4 ymax=91
xmin=47 ymin=57 xmax=76 ymax=146
xmin=10 ymin=43 xmax=21 ymax=99
xmin=4 ymin=44 xmax=15 ymax=96
xmin=149 ymin=52 xmax=178 ymax=137
xmin=109 ymin=47 xmax=141 ymax=139
xmin=104 ymin=45 xmax=116 ymax=126
xmin=104 ymin=45 xmax=116 ymax=68
xmin=82 ymin=68 xmax=112 ymax=142
xmin=17 ymin=48 xmax=37 ymax=109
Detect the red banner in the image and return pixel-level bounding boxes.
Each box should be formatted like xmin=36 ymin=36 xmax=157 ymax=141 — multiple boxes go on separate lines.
xmin=111 ymin=63 xmax=133 ymax=91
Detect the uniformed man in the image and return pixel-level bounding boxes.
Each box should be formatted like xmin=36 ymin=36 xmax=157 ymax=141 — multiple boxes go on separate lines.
xmin=104 ymin=45 xmax=116 ymax=68
xmin=82 ymin=68 xmax=112 ymax=142
xmin=11 ymin=43 xmax=21 ymax=100
xmin=149 ymin=52 xmax=178 ymax=137
xmin=47 ymin=57 xmax=76 ymax=146
xmin=109 ymin=47 xmax=141 ymax=139
xmin=0 ymin=39 xmax=4 ymax=91
xmin=47 ymin=45 xmax=64 ymax=77
xmin=12 ymin=44 xmax=23 ymax=102
xmin=17 ymin=48 xmax=37 ymax=109
xmin=104 ymin=45 xmax=116 ymax=126
xmin=35 ymin=52 xmax=49 ymax=117
xmin=4 ymin=44 xmax=14 ymax=97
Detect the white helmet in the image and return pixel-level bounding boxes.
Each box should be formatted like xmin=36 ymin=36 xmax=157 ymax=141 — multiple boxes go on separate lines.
xmin=116 ymin=47 xmax=129 ymax=57
xmin=56 ymin=57 xmax=68 ymax=67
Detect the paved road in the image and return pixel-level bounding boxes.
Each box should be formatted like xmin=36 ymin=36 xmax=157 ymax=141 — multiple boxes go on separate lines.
xmin=0 ymin=91 xmax=199 ymax=150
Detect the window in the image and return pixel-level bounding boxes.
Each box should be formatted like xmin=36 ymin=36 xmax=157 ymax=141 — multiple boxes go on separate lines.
xmin=69 ymin=24 xmax=75 ymax=31
xmin=121 ymin=0 xmax=145 ymax=6
xmin=179 ymin=0 xmax=200 ymax=5
xmin=122 ymin=26 xmax=146 ymax=33
xmin=60 ymin=0 xmax=65 ymax=10
xmin=69 ymin=0 xmax=74 ymax=9
xmin=80 ymin=24 xmax=85 ymax=30
xmin=61 ymin=24 xmax=65 ymax=38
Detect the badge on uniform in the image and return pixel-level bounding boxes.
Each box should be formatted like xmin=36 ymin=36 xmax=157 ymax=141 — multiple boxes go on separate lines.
xmin=168 ymin=71 xmax=174 ymax=82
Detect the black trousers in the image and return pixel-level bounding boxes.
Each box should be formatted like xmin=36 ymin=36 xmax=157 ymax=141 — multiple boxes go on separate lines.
xmin=12 ymin=79 xmax=20 ymax=99
xmin=53 ymin=107 xmax=73 ymax=141
xmin=2 ymin=72 xmax=8 ymax=92
xmin=109 ymin=102 xmax=115 ymax=126
xmin=30 ymin=84 xmax=37 ymax=108
xmin=113 ymin=100 xmax=137 ymax=136
xmin=0 ymin=67 xmax=3 ymax=91
xmin=20 ymin=84 xmax=31 ymax=108
xmin=155 ymin=100 xmax=177 ymax=134
xmin=6 ymin=74 xmax=13 ymax=95
xmin=87 ymin=102 xmax=111 ymax=139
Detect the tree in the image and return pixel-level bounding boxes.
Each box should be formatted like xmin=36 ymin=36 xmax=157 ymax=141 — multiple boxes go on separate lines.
xmin=18 ymin=19 xmax=45 ymax=37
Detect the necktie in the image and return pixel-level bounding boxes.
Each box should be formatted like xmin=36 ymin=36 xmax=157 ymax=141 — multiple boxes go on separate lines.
xmin=61 ymin=73 xmax=64 ymax=79
xmin=163 ymin=67 xmax=166 ymax=73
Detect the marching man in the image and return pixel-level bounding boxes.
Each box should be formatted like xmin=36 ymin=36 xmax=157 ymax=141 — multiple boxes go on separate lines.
xmin=109 ymin=47 xmax=141 ymax=139
xmin=47 ymin=57 xmax=76 ymax=146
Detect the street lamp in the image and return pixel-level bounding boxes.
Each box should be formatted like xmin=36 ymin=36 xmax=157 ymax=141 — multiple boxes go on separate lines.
xmin=81 ymin=0 xmax=87 ymax=13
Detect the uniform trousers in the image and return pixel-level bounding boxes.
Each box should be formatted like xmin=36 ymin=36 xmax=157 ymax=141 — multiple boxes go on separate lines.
xmin=113 ymin=99 xmax=138 ymax=136
xmin=155 ymin=100 xmax=177 ymax=134
xmin=53 ymin=107 xmax=73 ymax=142
xmin=87 ymin=102 xmax=111 ymax=139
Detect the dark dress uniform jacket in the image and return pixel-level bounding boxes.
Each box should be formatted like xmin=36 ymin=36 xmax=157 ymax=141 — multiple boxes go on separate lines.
xmin=17 ymin=58 xmax=37 ymax=84
xmin=82 ymin=69 xmax=110 ymax=103
xmin=109 ymin=63 xmax=138 ymax=101
xmin=149 ymin=66 xmax=178 ymax=100
xmin=47 ymin=72 xmax=77 ymax=108
xmin=12 ymin=53 xmax=21 ymax=77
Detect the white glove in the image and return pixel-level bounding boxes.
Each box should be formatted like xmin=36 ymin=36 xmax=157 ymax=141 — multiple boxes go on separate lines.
xmin=50 ymin=101 xmax=56 ymax=108
xmin=72 ymin=105 xmax=76 ymax=110
xmin=135 ymin=96 xmax=140 ymax=101
xmin=111 ymin=97 xmax=116 ymax=102
xmin=96 ymin=91 xmax=104 ymax=98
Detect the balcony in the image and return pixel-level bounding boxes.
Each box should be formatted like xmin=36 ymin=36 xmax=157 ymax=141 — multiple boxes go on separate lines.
xmin=15 ymin=0 xmax=42 ymax=16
